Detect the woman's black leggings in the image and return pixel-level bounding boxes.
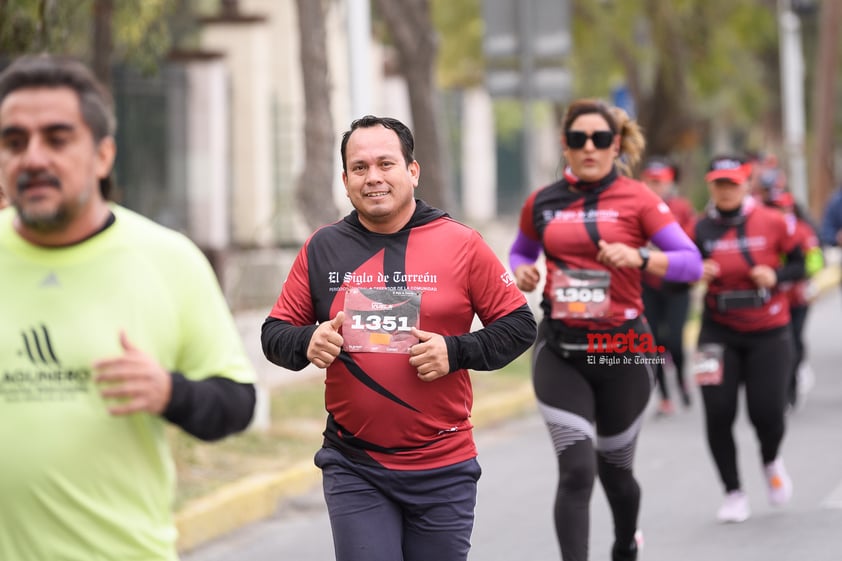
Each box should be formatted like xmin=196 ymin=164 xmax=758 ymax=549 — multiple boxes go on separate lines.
xmin=788 ymin=304 xmax=809 ymax=404
xmin=642 ymin=284 xmax=691 ymax=402
xmin=532 ymin=320 xmax=654 ymax=561
xmin=697 ymin=322 xmax=793 ymax=492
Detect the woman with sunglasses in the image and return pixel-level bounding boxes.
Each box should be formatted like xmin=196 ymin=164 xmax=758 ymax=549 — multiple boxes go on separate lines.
xmin=509 ymin=99 xmax=702 ymax=561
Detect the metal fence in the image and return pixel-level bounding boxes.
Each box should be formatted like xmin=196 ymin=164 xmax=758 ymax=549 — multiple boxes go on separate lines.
xmin=112 ymin=63 xmax=188 ymax=234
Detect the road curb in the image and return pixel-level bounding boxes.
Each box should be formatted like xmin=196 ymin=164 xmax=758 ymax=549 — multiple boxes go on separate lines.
xmin=176 ymin=461 xmax=321 ymax=552
xmin=175 ymin=265 xmax=840 ymax=554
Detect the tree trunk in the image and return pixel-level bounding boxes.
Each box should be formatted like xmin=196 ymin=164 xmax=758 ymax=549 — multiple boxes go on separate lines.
xmin=91 ymin=0 xmax=114 ymax=91
xmin=372 ymin=0 xmax=450 ymax=212
xmin=634 ymin=0 xmax=694 ymax=160
xmin=92 ymin=0 xmax=113 ymax=91
xmin=221 ymin=0 xmax=240 ymax=18
xmin=36 ymin=0 xmax=48 ymax=50
xmin=809 ymin=0 xmax=841 ymax=215
xmin=294 ymin=0 xmax=339 ymax=230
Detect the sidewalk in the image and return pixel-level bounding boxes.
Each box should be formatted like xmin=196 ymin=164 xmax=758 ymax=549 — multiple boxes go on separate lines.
xmin=174 ymin=246 xmax=842 ymax=554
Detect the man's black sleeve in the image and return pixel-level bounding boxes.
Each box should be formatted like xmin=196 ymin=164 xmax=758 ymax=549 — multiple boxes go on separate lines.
xmin=163 ymin=375 xmax=256 ymax=442
xmin=261 ymin=316 xmax=318 ymax=371
xmin=443 ymin=304 xmax=537 ymax=373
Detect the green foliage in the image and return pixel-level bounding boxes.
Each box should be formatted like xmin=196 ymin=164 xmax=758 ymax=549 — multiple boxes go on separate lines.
xmin=570 ymin=0 xmax=646 ymax=97
xmin=492 ymin=99 xmax=555 ymax=142
xmin=0 ymin=0 xmax=84 ymax=54
xmin=432 ymin=0 xmax=484 ymax=88
xmin=568 ymin=0 xmax=780 ymax=129
xmin=113 ymin=0 xmax=174 ymax=74
xmin=686 ymin=0 xmax=776 ymax=123
xmin=493 ymin=99 xmax=526 ymax=141
xmin=0 ymin=0 xmax=174 ymax=75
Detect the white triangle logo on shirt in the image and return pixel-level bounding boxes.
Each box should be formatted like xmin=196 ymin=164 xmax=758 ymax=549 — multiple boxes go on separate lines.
xmin=40 ymin=272 xmax=60 ymax=287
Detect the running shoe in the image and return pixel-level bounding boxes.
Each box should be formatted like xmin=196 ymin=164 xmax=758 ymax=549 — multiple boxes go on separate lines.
xmin=716 ymin=490 xmax=750 ymax=523
xmin=611 ymin=529 xmax=643 ymax=561
xmin=655 ymin=398 xmax=675 ymax=416
xmin=765 ymin=457 xmax=793 ymax=506
xmin=634 ymin=529 xmax=644 ymax=551
xmin=796 ymin=362 xmax=815 ymax=399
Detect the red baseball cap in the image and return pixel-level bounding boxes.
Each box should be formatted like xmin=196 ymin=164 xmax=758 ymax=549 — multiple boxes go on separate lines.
xmin=641 ymin=160 xmax=675 ymax=182
xmin=771 ymin=191 xmax=795 ymax=209
xmin=705 ymin=156 xmax=750 ymax=184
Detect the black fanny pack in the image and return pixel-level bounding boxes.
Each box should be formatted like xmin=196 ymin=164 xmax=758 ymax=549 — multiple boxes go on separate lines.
xmin=545 ymin=316 xmax=646 ymax=357
xmin=713 ymin=288 xmax=770 ymax=312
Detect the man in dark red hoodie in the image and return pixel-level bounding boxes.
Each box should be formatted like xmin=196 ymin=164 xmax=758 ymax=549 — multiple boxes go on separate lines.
xmin=261 ymin=115 xmax=536 ymax=561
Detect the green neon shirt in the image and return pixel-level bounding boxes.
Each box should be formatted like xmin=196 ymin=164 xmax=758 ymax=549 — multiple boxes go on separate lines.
xmin=0 ymin=205 xmax=255 ymax=561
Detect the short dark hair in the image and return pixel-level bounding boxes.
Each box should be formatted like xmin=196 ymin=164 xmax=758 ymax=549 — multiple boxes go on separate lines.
xmin=0 ymin=54 xmax=116 ymax=141
xmin=0 ymin=55 xmax=116 ymax=198
xmin=340 ymin=115 xmax=415 ymax=172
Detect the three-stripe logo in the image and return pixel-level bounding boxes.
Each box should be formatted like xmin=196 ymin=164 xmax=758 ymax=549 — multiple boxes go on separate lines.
xmin=20 ymin=324 xmax=60 ymax=366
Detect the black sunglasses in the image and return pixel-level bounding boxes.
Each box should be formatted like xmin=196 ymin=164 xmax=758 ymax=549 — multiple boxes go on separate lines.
xmin=565 ymin=130 xmax=615 ymax=150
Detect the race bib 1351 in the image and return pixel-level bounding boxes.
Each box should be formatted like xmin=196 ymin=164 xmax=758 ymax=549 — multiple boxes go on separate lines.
xmin=342 ymin=288 xmax=422 ymax=353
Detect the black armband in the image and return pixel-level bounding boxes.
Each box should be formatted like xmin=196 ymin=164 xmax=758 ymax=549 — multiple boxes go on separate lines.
xmin=775 ymin=246 xmax=806 ymax=283
xmin=444 ymin=304 xmax=537 ymax=373
xmin=163 ymin=373 xmax=256 ymax=442
xmin=261 ymin=316 xmax=319 ymax=371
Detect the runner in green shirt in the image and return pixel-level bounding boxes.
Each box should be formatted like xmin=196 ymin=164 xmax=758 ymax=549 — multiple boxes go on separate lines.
xmin=0 ymin=54 xmax=257 ymax=561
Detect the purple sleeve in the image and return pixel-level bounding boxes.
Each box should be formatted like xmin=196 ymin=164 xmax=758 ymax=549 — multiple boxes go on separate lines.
xmin=508 ymin=230 xmax=543 ymax=272
xmin=650 ymin=222 xmax=703 ymax=283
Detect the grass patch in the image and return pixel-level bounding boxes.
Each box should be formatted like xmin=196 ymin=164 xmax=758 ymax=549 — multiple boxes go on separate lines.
xmin=171 ymin=351 xmax=534 ymax=508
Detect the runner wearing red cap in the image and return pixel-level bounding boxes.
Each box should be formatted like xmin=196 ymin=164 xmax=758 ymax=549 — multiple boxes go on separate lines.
xmin=640 ymin=157 xmax=697 ymax=415
xmin=693 ymin=154 xmax=806 ymax=523
xmin=760 ymin=176 xmax=824 ymax=408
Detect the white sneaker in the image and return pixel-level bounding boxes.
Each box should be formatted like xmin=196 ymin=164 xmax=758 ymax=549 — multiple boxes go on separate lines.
xmin=634 ymin=529 xmax=644 ymax=551
xmin=717 ymin=490 xmax=750 ymax=523
xmin=796 ymin=362 xmax=815 ymax=398
xmin=765 ymin=457 xmax=793 ymax=506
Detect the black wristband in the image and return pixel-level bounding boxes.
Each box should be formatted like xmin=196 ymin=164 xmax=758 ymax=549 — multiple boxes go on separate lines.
xmin=638 ymin=247 xmax=651 ymax=270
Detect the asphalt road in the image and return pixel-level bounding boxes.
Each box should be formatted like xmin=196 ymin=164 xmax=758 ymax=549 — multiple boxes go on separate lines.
xmin=183 ymin=288 xmax=842 ymax=561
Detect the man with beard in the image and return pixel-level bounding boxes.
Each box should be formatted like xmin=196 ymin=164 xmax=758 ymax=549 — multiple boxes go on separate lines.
xmin=0 ymin=54 xmax=257 ymax=561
